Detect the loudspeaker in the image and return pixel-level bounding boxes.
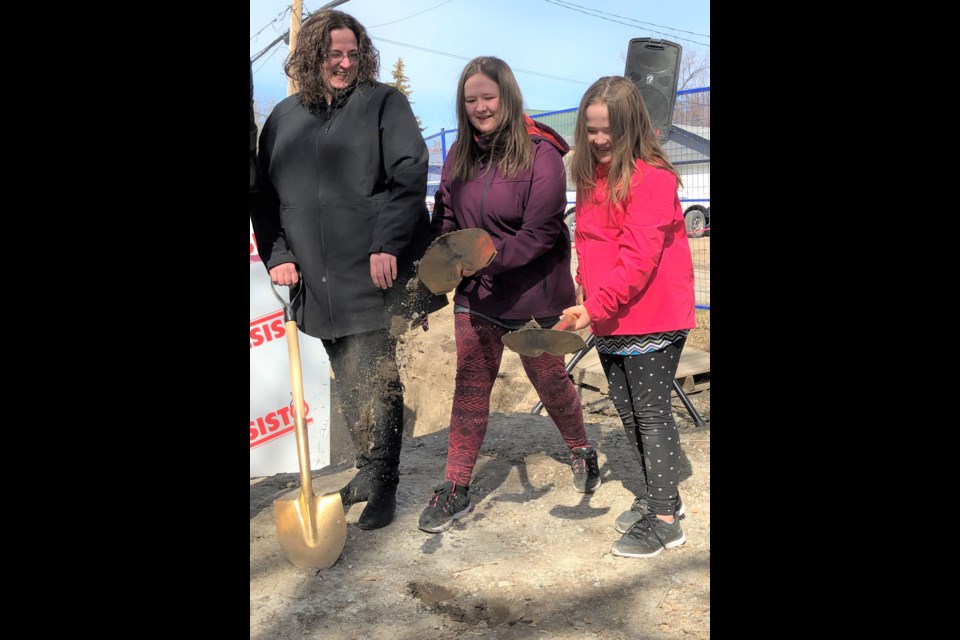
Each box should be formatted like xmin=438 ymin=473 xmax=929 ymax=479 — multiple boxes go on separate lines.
xmin=624 ymin=38 xmax=682 ymax=143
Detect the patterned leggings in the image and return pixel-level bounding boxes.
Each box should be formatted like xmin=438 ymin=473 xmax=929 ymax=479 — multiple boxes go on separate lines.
xmin=445 ymin=312 xmax=590 ymax=486
xmin=599 ymin=338 xmax=685 ymax=516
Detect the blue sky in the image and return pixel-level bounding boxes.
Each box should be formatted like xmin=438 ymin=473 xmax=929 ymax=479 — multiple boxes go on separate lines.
xmin=250 ymin=0 xmax=710 ymax=136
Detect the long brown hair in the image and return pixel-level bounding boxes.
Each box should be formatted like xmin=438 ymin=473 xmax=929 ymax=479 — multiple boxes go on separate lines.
xmin=571 ymin=76 xmax=681 ymax=209
xmin=450 ymin=57 xmax=532 ymax=181
xmin=283 ymin=10 xmax=380 ymax=110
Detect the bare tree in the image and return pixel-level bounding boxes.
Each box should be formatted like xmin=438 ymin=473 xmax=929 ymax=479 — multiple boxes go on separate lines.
xmin=675 ymin=46 xmax=710 ymax=127
xmin=253 ymin=95 xmax=278 ymax=139
xmin=386 ymin=58 xmax=425 ymax=132
xmin=677 ymin=46 xmax=710 ymax=90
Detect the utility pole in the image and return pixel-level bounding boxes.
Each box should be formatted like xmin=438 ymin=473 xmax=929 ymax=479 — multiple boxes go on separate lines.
xmin=287 ymin=0 xmax=303 ymax=96
xmin=251 ymin=0 xmax=352 ymax=67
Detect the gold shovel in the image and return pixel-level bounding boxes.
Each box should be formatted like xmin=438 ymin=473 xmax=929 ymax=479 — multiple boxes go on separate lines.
xmin=270 ymin=277 xmax=347 ymax=569
xmin=501 ymin=314 xmax=588 ymax=357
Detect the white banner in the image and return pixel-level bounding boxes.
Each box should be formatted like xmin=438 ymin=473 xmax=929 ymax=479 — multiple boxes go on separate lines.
xmin=250 ymin=221 xmax=331 ymax=478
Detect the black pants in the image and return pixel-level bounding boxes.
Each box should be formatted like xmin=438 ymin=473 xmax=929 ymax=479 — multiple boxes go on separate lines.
xmin=599 ymin=338 xmax=685 ymax=516
xmin=321 ymin=328 xmax=404 ymax=484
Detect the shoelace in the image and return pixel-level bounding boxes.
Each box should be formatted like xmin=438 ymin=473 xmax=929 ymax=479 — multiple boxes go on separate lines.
xmin=629 ymin=513 xmax=677 ymax=544
xmin=626 ymin=513 xmax=658 ymax=540
xmin=571 ymin=449 xmax=593 ymax=472
xmin=430 ymin=484 xmax=457 ymax=512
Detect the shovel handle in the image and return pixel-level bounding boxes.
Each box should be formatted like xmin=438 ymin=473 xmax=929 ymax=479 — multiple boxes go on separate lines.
xmin=284 ymin=319 xmax=314 ymax=501
xmin=553 ymin=314 xmax=577 ymax=332
xmin=268 ymin=271 xmax=314 ymax=501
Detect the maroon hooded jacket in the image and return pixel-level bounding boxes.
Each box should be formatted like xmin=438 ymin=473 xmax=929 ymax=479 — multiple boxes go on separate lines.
xmin=430 ymin=119 xmax=575 ymax=320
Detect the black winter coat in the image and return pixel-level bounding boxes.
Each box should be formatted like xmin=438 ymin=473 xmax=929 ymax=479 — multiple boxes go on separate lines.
xmin=250 ymin=82 xmax=445 ymax=339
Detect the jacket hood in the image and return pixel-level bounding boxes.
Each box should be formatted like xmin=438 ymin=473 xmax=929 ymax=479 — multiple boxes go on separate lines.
xmin=524 ymin=115 xmax=569 ymax=156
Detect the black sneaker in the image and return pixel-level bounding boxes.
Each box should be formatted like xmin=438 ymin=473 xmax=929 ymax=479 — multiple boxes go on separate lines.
xmin=418 ymin=481 xmax=473 ymax=533
xmin=614 ymin=495 xmax=685 ymax=534
xmin=570 ymin=446 xmax=601 ymax=493
xmin=611 ymin=512 xmax=686 ymax=558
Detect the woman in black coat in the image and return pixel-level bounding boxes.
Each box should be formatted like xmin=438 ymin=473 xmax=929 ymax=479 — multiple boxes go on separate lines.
xmin=250 ymin=10 xmax=444 ymax=530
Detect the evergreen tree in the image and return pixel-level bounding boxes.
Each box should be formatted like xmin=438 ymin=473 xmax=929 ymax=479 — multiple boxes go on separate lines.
xmin=387 ymin=57 xmax=425 ymax=132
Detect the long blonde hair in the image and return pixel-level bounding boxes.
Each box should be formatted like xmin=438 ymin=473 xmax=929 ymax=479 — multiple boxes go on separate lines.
xmin=449 ymin=57 xmax=532 ymax=181
xmin=571 ymin=76 xmax=681 ymax=209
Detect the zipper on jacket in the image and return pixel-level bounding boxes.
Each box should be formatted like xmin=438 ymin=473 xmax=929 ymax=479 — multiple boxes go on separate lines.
xmin=313 ymin=119 xmax=337 ymax=337
xmin=477 ymin=167 xmax=495 ymax=232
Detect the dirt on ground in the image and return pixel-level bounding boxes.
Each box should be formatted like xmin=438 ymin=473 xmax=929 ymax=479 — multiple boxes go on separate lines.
xmin=250 ymin=304 xmax=710 ymax=639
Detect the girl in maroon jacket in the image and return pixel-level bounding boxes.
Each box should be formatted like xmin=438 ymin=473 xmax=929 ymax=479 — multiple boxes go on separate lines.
xmin=564 ymin=76 xmax=696 ymax=558
xmin=418 ymin=57 xmax=599 ymax=533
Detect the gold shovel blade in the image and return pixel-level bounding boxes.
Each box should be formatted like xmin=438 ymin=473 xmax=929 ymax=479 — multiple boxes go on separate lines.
xmin=417 ymin=229 xmax=497 ymax=294
xmin=274 ymin=490 xmax=347 ymax=569
xmin=501 ymin=328 xmax=587 ymax=357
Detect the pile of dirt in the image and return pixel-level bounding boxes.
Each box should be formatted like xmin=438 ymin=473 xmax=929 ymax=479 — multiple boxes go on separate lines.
xmin=251 ymin=307 xmax=710 ymax=639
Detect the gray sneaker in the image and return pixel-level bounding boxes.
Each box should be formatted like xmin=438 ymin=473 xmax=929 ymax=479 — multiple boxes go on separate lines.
xmin=614 ymin=495 xmax=685 ymax=534
xmin=570 ymin=446 xmax=601 ymax=493
xmin=611 ymin=512 xmax=686 ymax=558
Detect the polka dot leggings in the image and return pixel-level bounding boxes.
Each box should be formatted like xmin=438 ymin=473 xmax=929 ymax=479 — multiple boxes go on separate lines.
xmin=599 ymin=338 xmax=685 ymax=516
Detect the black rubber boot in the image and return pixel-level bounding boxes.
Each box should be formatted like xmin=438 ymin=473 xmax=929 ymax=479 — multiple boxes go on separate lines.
xmin=357 ymin=472 xmax=398 ymax=530
xmin=339 ymin=455 xmax=373 ymax=507
xmin=355 ymin=403 xmax=402 ymax=530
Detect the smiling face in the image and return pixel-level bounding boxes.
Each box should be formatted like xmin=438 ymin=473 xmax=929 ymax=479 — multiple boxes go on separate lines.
xmin=585 ymin=103 xmax=613 ymax=165
xmin=322 ymin=28 xmax=360 ymax=100
xmin=463 ymin=73 xmax=500 ymax=135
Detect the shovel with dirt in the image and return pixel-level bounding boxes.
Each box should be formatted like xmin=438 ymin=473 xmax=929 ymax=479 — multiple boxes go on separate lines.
xmin=501 ymin=314 xmax=588 ymax=357
xmin=417 ymin=228 xmax=497 ymax=295
xmin=269 ymin=276 xmax=347 ymax=570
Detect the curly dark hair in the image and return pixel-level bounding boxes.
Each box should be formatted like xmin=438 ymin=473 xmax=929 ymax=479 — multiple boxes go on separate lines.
xmin=283 ymin=10 xmax=380 ymax=110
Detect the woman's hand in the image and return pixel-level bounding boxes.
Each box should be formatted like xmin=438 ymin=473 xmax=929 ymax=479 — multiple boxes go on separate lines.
xmin=270 ymin=262 xmax=299 ymax=286
xmin=370 ymin=252 xmax=398 ymax=289
xmin=561 ymin=304 xmax=592 ymax=330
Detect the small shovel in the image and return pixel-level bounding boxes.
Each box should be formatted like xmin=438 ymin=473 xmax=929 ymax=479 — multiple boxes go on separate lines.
xmin=501 ymin=314 xmax=588 ymax=357
xmin=270 ymin=276 xmax=347 ymax=570
xmin=417 ymin=228 xmax=497 ymax=295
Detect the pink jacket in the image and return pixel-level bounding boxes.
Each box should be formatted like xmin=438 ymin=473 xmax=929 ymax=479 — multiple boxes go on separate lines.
xmin=574 ymin=159 xmax=696 ymax=336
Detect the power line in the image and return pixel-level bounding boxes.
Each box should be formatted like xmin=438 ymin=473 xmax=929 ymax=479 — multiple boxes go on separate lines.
xmin=370 ymin=0 xmax=455 ymax=28
xmin=373 ymin=37 xmax=591 ymax=86
xmin=251 ymin=6 xmax=291 ymax=43
xmin=254 ymin=43 xmax=285 ymax=75
xmin=548 ymin=0 xmax=709 ymax=38
xmin=251 ymin=0 xmax=353 ymax=64
xmin=543 ymin=0 xmax=710 ymax=48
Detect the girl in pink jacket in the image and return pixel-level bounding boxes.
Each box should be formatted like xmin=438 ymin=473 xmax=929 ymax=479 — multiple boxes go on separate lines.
xmin=564 ymin=76 xmax=696 ymax=559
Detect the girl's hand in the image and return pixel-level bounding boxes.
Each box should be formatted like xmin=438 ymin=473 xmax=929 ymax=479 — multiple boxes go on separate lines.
xmin=561 ymin=305 xmax=592 ymax=330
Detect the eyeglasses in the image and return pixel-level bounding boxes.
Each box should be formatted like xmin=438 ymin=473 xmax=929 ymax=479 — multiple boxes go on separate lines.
xmin=323 ymin=51 xmax=360 ymax=64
